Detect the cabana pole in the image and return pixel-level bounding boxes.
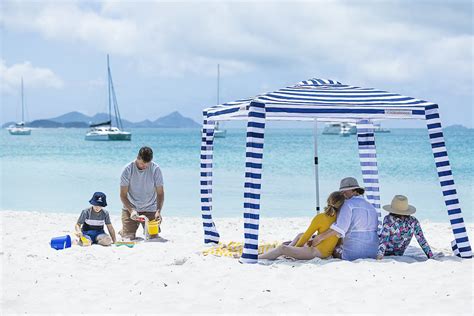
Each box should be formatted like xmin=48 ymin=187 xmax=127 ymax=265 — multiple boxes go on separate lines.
xmin=425 ymin=104 xmax=472 ymax=258
xmin=239 ymin=101 xmax=266 ymax=264
xmin=313 ymin=119 xmax=320 ymax=214
xmin=200 ymin=113 xmax=220 ymax=244
xmin=356 ymin=119 xmax=382 ymax=234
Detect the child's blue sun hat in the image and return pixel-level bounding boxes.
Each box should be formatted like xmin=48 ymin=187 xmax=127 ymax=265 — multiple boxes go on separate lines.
xmin=89 ymin=192 xmax=107 ymax=207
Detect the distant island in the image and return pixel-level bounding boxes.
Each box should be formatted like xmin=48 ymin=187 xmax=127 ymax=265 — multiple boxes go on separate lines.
xmin=445 ymin=124 xmax=471 ymax=131
xmin=2 ymin=111 xmax=201 ymax=129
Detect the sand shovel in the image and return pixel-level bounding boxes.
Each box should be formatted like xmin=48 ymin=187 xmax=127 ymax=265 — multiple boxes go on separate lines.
xmin=79 ymin=235 xmax=92 ymax=247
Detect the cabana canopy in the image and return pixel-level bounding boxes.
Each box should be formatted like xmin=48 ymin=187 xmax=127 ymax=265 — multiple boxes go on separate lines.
xmin=205 ymin=79 xmax=429 ymax=121
xmin=200 ymin=78 xmax=472 ymax=263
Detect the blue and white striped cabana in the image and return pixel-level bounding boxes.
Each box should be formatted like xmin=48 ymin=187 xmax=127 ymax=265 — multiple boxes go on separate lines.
xmin=200 ymin=78 xmax=472 ymax=263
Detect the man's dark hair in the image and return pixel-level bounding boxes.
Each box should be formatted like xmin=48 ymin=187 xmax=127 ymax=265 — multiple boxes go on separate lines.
xmin=138 ymin=146 xmax=153 ymax=162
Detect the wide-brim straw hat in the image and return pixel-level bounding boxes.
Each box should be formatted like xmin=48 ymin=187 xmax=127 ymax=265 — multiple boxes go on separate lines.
xmin=339 ymin=177 xmax=364 ymax=192
xmin=383 ymin=195 xmax=416 ymax=215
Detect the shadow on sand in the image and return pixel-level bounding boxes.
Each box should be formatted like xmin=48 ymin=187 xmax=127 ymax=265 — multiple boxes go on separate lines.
xmin=258 ymin=246 xmax=462 ymax=266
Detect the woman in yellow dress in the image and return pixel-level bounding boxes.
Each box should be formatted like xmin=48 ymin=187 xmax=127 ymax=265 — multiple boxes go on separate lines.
xmin=258 ymin=191 xmax=345 ymax=260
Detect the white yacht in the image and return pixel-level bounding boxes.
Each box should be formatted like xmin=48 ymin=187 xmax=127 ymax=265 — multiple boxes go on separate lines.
xmin=339 ymin=123 xmax=353 ymax=137
xmin=85 ymin=125 xmax=131 ymax=141
xmin=8 ymin=78 xmax=32 ymax=136
xmin=85 ymin=55 xmax=131 ymax=141
xmin=374 ymin=123 xmax=391 ymax=133
xmin=322 ymin=122 xmax=356 ymax=135
xmin=8 ymin=122 xmax=31 ymax=135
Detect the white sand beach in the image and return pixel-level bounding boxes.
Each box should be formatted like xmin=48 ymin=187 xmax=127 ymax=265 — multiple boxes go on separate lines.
xmin=1 ymin=210 xmax=473 ymax=315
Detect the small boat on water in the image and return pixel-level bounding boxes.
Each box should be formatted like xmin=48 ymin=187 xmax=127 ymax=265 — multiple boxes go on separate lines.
xmin=214 ymin=122 xmax=226 ymax=138
xmin=85 ymin=55 xmax=131 ymax=141
xmin=85 ymin=125 xmax=131 ymax=141
xmin=322 ymin=122 xmax=356 ymax=136
xmin=339 ymin=124 xmax=353 ymax=137
xmin=323 ymin=122 xmax=390 ymax=136
xmin=8 ymin=122 xmax=31 ymax=135
xmin=374 ymin=123 xmax=391 ymax=133
xmin=8 ymin=78 xmax=32 ymax=136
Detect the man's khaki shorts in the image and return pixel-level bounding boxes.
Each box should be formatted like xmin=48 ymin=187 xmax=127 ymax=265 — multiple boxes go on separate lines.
xmin=120 ymin=209 xmax=156 ymax=238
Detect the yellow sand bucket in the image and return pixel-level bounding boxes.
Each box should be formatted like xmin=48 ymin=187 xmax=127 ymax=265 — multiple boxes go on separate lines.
xmin=147 ymin=220 xmax=159 ymax=235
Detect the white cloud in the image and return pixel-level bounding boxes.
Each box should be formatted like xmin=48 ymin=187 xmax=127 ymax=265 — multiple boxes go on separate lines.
xmin=1 ymin=0 xmax=472 ymax=90
xmin=1 ymin=1 xmax=139 ymax=55
xmin=87 ymin=77 xmax=106 ymax=88
xmin=0 ymin=59 xmax=64 ymax=94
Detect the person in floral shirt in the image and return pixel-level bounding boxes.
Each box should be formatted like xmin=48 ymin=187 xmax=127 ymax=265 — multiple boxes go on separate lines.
xmin=377 ymin=195 xmax=433 ymax=259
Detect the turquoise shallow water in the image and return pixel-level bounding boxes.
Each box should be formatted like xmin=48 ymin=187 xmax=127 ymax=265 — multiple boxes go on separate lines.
xmin=0 ymin=128 xmax=472 ymax=222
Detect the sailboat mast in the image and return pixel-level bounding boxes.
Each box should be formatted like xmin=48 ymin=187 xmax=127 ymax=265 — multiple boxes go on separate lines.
xmin=107 ymin=54 xmax=112 ymax=124
xmin=107 ymin=55 xmax=123 ymax=130
xmin=21 ymin=77 xmax=24 ymax=122
xmin=217 ymin=64 xmax=220 ymax=105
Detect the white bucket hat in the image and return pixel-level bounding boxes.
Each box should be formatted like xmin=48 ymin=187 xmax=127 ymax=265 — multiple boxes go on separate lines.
xmin=383 ymin=195 xmax=416 ymax=215
xmin=339 ymin=177 xmax=364 ymax=192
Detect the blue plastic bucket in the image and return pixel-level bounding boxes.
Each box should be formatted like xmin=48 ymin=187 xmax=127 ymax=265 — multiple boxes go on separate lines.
xmin=50 ymin=235 xmax=72 ymax=250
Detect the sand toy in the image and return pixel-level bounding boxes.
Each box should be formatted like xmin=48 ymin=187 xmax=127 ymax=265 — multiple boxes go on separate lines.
xmin=115 ymin=241 xmax=136 ymax=248
xmin=136 ymin=215 xmax=161 ymax=240
xmin=147 ymin=220 xmax=160 ymax=235
xmin=50 ymin=235 xmax=72 ymax=250
xmin=79 ymin=236 xmax=92 ymax=246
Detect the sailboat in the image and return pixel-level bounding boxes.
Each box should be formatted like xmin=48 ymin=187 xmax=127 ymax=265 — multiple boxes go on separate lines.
xmin=85 ymin=55 xmax=131 ymax=141
xmin=213 ymin=64 xmax=226 ymax=138
xmin=214 ymin=121 xmax=226 ymax=138
xmin=8 ymin=78 xmax=32 ymax=136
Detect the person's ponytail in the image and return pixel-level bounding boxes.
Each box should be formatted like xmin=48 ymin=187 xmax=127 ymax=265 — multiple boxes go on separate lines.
xmin=323 ymin=191 xmax=345 ymax=217
xmin=324 ymin=204 xmax=337 ymax=217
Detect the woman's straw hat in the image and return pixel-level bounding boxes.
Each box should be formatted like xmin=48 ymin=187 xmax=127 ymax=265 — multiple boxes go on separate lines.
xmin=383 ymin=195 xmax=416 ymax=215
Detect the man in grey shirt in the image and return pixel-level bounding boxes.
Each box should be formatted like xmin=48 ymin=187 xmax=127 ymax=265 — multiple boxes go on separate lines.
xmin=119 ymin=146 xmax=164 ymax=239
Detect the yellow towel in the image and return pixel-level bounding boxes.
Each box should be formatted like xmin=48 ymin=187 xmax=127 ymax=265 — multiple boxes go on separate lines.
xmin=202 ymin=241 xmax=280 ymax=258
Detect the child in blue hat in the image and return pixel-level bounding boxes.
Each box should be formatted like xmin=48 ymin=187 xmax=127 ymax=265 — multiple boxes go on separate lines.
xmin=75 ymin=192 xmax=116 ymax=246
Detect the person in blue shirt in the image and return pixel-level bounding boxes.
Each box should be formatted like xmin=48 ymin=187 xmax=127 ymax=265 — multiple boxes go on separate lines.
xmin=312 ymin=177 xmax=379 ymax=260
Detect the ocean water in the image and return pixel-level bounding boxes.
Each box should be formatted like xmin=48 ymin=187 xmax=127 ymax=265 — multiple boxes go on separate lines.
xmin=1 ymin=127 xmax=472 ymax=222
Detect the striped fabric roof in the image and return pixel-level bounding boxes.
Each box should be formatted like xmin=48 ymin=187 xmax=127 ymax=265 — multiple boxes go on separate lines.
xmin=204 ymin=78 xmax=435 ymax=121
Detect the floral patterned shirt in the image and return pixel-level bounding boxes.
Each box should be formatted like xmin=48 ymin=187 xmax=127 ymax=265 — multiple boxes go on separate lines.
xmin=378 ymin=214 xmax=433 ymax=258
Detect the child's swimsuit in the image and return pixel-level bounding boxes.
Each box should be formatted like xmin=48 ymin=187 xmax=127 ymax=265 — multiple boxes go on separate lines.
xmin=378 ymin=214 xmax=433 ymax=258
xmin=77 ymin=207 xmax=111 ymax=243
xmin=295 ymin=213 xmax=339 ymax=258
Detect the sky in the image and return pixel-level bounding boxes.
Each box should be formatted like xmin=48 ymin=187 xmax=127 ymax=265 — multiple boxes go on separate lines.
xmin=1 ymin=0 xmax=473 ymax=127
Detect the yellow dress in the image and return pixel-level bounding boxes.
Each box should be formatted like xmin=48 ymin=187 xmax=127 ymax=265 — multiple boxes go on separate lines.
xmin=295 ymin=213 xmax=339 ymax=258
